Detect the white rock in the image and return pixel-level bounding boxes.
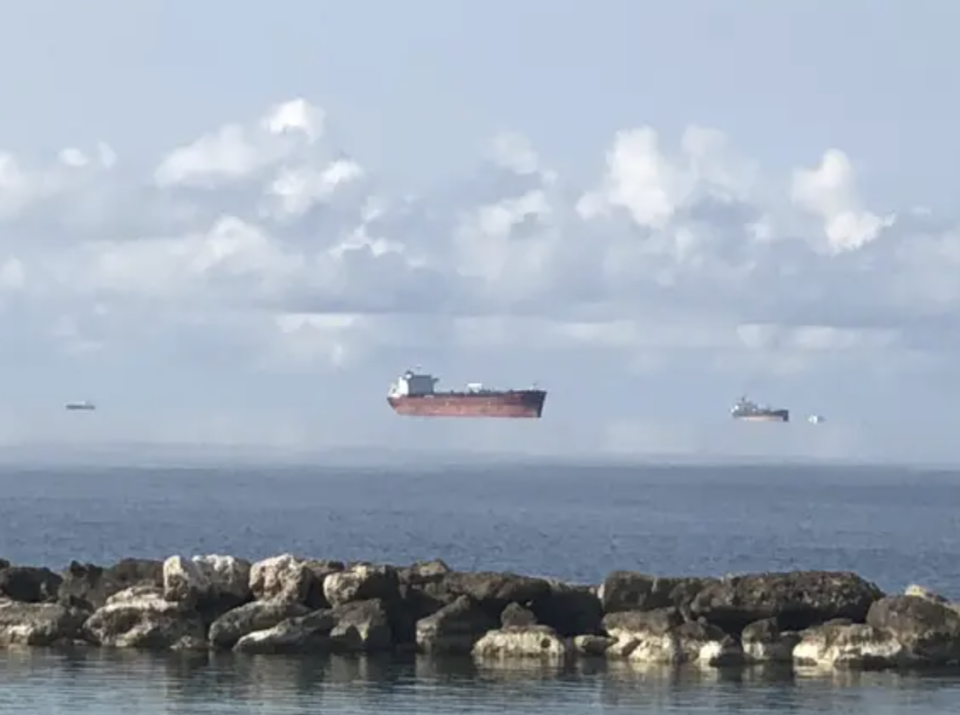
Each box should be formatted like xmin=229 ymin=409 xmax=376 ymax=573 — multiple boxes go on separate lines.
xmin=250 ymin=554 xmax=311 ymax=604
xmin=472 ymin=626 xmax=568 ymax=659
xmin=323 ymin=563 xmax=397 ymax=607
xmin=793 ymin=623 xmax=905 ymax=669
xmin=102 ymin=586 xmax=180 ymax=614
xmin=162 ymin=554 xmax=251 ymax=603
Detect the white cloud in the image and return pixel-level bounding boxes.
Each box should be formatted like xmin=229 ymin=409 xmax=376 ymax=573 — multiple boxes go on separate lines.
xmin=0 ymin=97 xmax=956 ymax=461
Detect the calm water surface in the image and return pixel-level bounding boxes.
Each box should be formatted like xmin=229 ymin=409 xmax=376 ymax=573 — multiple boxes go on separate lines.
xmin=1 ymin=650 xmax=959 ymax=714
xmin=2 ymin=461 xmax=960 ymax=713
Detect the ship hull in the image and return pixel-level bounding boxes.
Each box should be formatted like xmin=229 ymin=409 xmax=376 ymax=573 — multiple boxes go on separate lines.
xmin=388 ymin=391 xmax=547 ymax=419
xmin=734 ymin=411 xmax=789 ymax=423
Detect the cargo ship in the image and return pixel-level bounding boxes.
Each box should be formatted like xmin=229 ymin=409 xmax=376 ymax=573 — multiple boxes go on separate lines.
xmin=730 ymin=395 xmax=789 ymax=422
xmin=387 ymin=370 xmax=547 ymax=419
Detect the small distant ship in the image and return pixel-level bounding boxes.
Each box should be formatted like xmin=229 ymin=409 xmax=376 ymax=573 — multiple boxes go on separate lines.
xmin=387 ymin=370 xmax=547 ymax=419
xmin=731 ymin=395 xmax=789 ymax=423
xmin=808 ymin=414 xmax=825 ymax=424
xmin=65 ymin=400 xmax=96 ymax=411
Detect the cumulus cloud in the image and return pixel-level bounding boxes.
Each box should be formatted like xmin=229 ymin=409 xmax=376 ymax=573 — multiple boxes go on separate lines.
xmin=0 ymin=97 xmax=955 ymax=460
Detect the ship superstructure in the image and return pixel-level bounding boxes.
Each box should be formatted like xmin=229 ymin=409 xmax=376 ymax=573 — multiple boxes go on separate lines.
xmin=730 ymin=395 xmax=789 ymax=423
xmin=387 ymin=370 xmax=546 ymax=419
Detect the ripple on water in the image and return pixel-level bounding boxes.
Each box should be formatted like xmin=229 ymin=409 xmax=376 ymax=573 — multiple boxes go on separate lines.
xmin=0 ymin=650 xmax=960 ymax=714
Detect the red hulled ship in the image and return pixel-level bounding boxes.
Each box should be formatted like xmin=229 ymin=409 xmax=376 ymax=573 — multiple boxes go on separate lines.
xmin=387 ymin=370 xmax=547 ymax=419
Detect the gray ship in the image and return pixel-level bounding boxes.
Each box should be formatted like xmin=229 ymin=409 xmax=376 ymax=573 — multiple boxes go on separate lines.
xmin=65 ymin=400 xmax=96 ymax=411
xmin=731 ymin=395 xmax=789 ymax=423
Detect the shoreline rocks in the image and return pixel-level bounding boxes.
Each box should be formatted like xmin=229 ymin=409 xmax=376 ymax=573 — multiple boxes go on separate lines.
xmin=1 ymin=554 xmax=959 ymax=671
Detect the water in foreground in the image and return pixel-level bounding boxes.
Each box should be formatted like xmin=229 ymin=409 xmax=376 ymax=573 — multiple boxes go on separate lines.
xmin=2 ymin=460 xmax=960 ymax=713
xmin=2 ymin=649 xmax=960 ymax=714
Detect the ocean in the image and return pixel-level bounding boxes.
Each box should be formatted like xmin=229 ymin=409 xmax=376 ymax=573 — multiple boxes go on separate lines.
xmin=2 ymin=460 xmax=960 ymax=713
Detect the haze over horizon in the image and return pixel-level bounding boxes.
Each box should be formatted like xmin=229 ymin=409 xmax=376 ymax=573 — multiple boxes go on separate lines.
xmin=0 ymin=1 xmax=958 ymax=465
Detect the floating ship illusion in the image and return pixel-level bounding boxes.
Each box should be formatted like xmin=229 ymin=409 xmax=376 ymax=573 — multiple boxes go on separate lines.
xmin=730 ymin=395 xmax=789 ymax=423
xmin=387 ymin=370 xmax=547 ymax=419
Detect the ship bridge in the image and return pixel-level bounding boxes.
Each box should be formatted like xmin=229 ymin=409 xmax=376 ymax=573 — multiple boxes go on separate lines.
xmin=388 ymin=370 xmax=439 ymax=397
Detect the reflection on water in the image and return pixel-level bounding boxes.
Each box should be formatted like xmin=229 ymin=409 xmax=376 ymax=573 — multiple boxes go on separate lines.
xmin=0 ymin=650 xmax=959 ymax=714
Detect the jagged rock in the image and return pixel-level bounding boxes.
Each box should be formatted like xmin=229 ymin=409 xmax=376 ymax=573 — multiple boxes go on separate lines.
xmin=233 ymin=610 xmax=336 ymax=654
xmin=59 ymin=559 xmax=163 ymax=610
xmin=501 ymin=602 xmax=537 ymax=628
xmin=439 ymin=572 xmax=552 ymax=614
xmin=903 ymin=585 xmax=960 ymax=616
xmin=323 ymin=564 xmax=400 ymax=607
xmin=602 ymin=607 xmax=743 ymax=665
xmin=600 ymin=572 xmax=712 ymax=615
xmin=83 ymin=586 xmax=205 ymax=649
xmin=0 ymin=566 xmax=63 ymax=603
xmin=303 ymin=560 xmax=345 ymax=608
xmin=330 ymin=599 xmax=393 ymax=652
xmin=793 ymin=622 xmax=906 ymax=669
xmin=741 ymin=618 xmax=800 ymax=663
xmin=162 ymin=555 xmax=252 ymax=613
xmin=472 ymin=625 xmax=568 ymax=659
xmin=4 ymin=554 xmax=960 ymax=668
xmin=531 ymin=580 xmax=603 ymax=636
xmin=867 ymin=595 xmax=960 ymax=664
xmin=416 ymin=595 xmax=499 ymax=654
xmin=0 ymin=598 xmax=87 ymax=646
xmin=396 ymin=560 xmax=452 ymax=625
xmin=905 ymin=584 xmax=950 ymax=604
xmin=249 ymin=554 xmax=314 ymax=605
xmin=399 ymin=559 xmax=452 ymax=585
xmin=209 ymin=600 xmax=310 ymax=650
xmin=690 ymin=571 xmax=884 ymax=632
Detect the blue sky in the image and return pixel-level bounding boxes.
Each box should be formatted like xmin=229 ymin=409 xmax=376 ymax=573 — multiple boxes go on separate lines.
xmin=0 ymin=1 xmax=958 ymax=463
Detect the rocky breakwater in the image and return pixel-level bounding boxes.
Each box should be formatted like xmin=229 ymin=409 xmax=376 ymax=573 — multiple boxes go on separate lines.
xmin=2 ymin=554 xmax=960 ymax=671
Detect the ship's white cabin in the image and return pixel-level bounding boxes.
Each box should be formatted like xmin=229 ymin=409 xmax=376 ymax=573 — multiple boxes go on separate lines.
xmin=388 ymin=370 xmax=439 ymax=397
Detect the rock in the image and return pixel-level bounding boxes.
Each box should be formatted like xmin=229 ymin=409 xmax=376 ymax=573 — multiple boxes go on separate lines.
xmin=440 ymin=572 xmax=552 ymax=614
xmin=323 ymin=564 xmax=400 ymax=607
xmin=208 ymin=600 xmax=310 ymax=650
xmin=3 ymin=555 xmax=959 ymax=668
xmin=690 ymin=571 xmax=884 ymax=632
xmin=416 ymin=595 xmax=499 ymax=654
xmin=399 ymin=559 xmax=452 ymax=585
xmin=330 ymin=599 xmax=393 ymax=652
xmin=572 ymin=634 xmax=616 ymax=657
xmin=0 ymin=566 xmax=63 ymax=603
xmin=59 ymin=559 xmax=163 ymax=610
xmin=83 ymin=586 xmax=204 ymax=649
xmin=904 ymin=584 xmax=950 ymax=604
xmin=472 ymin=625 xmax=568 ymax=659
xmin=793 ymin=622 xmax=905 ymax=669
xmin=531 ymin=580 xmax=603 ymax=636
xmin=741 ymin=618 xmax=800 ymax=663
xmin=600 ymin=572 xmax=712 ymax=615
xmin=867 ymin=595 xmax=960 ymax=664
xmin=162 ymin=555 xmax=252 ymax=614
xmin=903 ymin=585 xmax=960 ymax=615
xmin=233 ymin=610 xmax=336 ymax=654
xmin=249 ymin=554 xmax=314 ymax=605
xmin=303 ymin=560 xmax=345 ymax=608
xmin=501 ymin=602 xmax=537 ymax=628
xmin=602 ymin=608 xmax=743 ymax=665
xmin=0 ymin=599 xmax=87 ymax=646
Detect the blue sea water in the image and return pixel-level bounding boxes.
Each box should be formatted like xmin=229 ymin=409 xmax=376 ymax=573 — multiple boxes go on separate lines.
xmin=2 ymin=460 xmax=960 ymax=713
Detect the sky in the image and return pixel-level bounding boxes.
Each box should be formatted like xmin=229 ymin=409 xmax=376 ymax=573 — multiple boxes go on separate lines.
xmin=0 ymin=1 xmax=958 ymax=464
